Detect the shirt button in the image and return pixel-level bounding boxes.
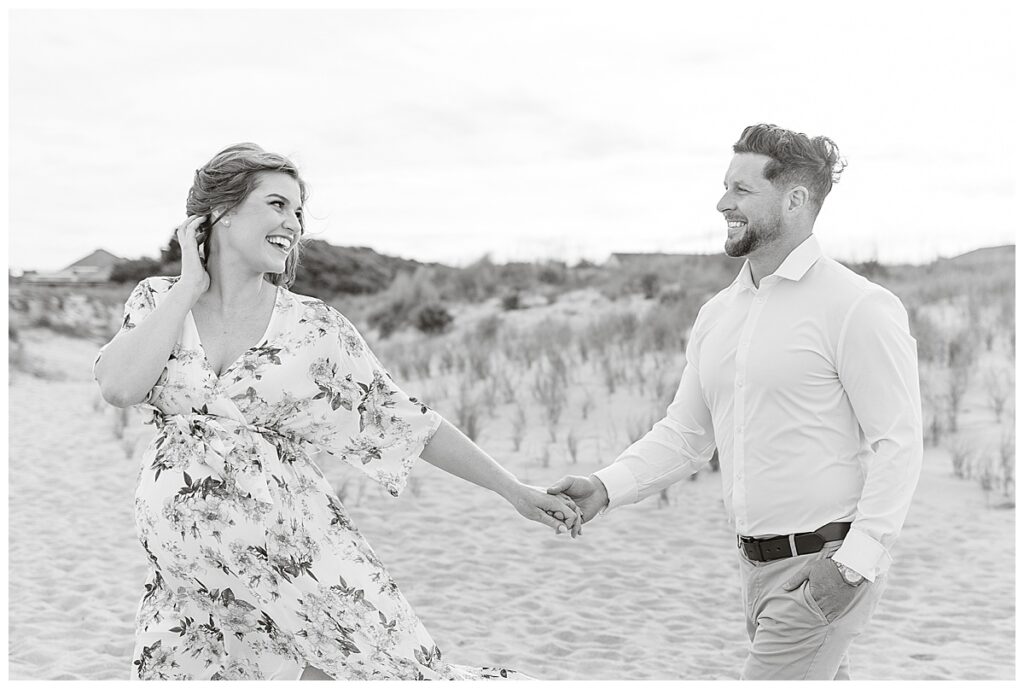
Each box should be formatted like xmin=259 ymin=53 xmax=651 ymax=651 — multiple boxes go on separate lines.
xmin=737 ymin=426 xmax=744 ymax=434
xmin=737 ymin=379 xmax=744 ymax=387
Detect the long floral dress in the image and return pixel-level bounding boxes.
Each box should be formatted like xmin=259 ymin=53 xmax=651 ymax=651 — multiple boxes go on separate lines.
xmin=96 ymin=276 xmax=525 ymax=680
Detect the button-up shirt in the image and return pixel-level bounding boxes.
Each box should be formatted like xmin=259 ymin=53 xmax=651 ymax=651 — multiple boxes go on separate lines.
xmin=594 ymin=234 xmax=922 ymax=581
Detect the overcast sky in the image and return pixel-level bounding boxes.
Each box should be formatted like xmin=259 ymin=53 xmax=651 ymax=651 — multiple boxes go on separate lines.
xmin=8 ymin=4 xmax=1018 ymax=272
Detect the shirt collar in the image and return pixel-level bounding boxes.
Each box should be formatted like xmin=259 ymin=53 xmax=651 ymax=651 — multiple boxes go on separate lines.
xmin=732 ymin=234 xmax=823 ymax=292
xmin=775 ymin=234 xmax=823 ymax=281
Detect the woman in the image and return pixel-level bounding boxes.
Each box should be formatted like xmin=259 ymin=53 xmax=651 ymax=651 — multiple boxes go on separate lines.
xmin=94 ymin=143 xmax=582 ymax=680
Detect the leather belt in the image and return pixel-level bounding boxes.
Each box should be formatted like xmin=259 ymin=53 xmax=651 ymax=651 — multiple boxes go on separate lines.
xmin=737 ymin=522 xmax=851 ymax=562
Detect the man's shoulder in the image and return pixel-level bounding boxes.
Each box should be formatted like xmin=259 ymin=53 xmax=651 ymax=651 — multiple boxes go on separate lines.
xmin=811 ymin=257 xmax=902 ymax=305
xmin=810 ymin=258 xmax=908 ymax=326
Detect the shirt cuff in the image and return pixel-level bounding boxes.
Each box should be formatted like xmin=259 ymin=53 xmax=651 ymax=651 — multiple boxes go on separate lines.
xmin=592 ymin=462 xmax=639 ymax=514
xmin=831 ymin=528 xmax=893 ymax=582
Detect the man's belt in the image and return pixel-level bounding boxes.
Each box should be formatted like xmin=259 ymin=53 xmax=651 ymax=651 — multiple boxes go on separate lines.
xmin=737 ymin=522 xmax=851 ymax=562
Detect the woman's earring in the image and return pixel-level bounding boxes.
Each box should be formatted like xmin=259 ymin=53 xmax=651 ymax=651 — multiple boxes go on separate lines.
xmin=221 ymin=217 xmax=231 ymax=228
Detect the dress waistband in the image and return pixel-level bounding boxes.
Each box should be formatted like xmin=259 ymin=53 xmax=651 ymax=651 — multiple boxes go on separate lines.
xmin=149 ymin=411 xmax=307 ymax=505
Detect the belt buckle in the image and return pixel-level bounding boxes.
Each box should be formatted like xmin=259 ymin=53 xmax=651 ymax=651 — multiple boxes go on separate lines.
xmin=737 ymin=536 xmax=763 ymax=561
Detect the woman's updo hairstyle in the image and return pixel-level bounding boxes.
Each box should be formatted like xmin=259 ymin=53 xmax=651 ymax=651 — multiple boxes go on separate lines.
xmin=186 ymin=143 xmax=308 ymax=288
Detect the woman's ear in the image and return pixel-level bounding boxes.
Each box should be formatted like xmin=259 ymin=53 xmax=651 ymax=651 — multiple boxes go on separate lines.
xmin=209 ymin=206 xmax=233 ymax=229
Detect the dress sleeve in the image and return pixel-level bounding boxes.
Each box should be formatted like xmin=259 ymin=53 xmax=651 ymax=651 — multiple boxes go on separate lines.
xmin=92 ymin=278 xmax=157 ymax=381
xmin=316 ymin=308 xmax=443 ymax=498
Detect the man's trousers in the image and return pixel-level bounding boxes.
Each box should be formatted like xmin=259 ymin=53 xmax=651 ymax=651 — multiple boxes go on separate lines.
xmin=738 ymin=539 xmax=888 ymax=680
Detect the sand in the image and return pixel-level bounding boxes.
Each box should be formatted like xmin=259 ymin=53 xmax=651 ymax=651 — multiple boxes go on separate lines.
xmin=7 ymin=326 xmax=1015 ymax=681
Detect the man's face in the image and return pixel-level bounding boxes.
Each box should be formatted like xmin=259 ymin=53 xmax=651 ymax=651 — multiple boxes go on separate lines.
xmin=716 ymin=153 xmax=784 ymax=258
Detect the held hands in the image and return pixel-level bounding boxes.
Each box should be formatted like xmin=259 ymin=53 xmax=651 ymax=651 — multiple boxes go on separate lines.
xmin=176 ymin=215 xmax=211 ymax=299
xmin=546 ymin=474 xmax=609 ymax=525
xmin=782 ymin=557 xmax=864 ymax=623
xmin=508 ymin=483 xmax=585 ymax=538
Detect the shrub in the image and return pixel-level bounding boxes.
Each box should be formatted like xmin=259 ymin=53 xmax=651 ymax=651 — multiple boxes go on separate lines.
xmin=999 ymin=429 xmax=1015 ymax=500
xmin=907 ymin=307 xmax=945 ymax=364
xmin=984 ymin=365 xmax=1012 ymax=421
xmin=367 ymin=267 xmax=441 ymax=338
xmin=537 ymin=261 xmax=568 ymax=285
xmin=473 ymin=314 xmax=503 ymax=343
xmin=637 ymin=297 xmax=698 ymax=353
xmin=640 ymin=272 xmax=660 ymax=299
xmin=511 ymin=406 xmax=527 ymax=452
xmin=442 ymin=255 xmax=499 ymax=302
xmin=566 ymin=428 xmax=580 ymax=464
xmin=950 ymin=436 xmax=973 ymax=479
xmin=453 ymin=382 xmax=483 ymax=442
xmin=501 ymin=292 xmax=521 ymax=311
xmin=413 ymin=303 xmax=453 ymax=335
xmin=109 ymin=258 xmax=163 ymax=284
xmin=367 ymin=301 xmax=406 ymax=339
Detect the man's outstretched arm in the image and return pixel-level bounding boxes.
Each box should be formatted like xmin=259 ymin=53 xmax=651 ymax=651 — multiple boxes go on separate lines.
xmin=548 ymin=342 xmax=716 ymax=521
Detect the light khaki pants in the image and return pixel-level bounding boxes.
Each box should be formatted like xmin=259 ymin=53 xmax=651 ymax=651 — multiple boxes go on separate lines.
xmin=738 ymin=540 xmax=887 ymax=680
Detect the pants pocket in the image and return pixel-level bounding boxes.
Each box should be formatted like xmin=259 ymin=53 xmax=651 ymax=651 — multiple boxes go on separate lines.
xmin=800 ymin=579 xmax=830 ymax=625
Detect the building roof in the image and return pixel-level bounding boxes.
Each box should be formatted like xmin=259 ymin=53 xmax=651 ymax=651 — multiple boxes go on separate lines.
xmin=609 ymin=252 xmax=685 ymax=261
xmin=63 ymin=248 xmax=124 ymax=271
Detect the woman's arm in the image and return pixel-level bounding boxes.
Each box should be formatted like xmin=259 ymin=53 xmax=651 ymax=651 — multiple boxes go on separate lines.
xmin=94 ymin=280 xmax=202 ymax=406
xmin=420 ymin=418 xmax=583 ymax=535
xmin=94 ymin=216 xmax=209 ymax=407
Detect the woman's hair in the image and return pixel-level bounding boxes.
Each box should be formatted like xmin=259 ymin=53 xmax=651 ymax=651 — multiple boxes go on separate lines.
xmin=186 ymin=142 xmax=308 ymax=288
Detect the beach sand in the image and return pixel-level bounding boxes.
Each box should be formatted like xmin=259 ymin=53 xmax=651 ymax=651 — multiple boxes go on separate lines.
xmin=7 ymin=326 xmax=1015 ymax=680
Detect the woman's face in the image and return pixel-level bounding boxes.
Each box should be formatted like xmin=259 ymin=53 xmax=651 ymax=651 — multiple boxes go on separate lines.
xmin=213 ymin=172 xmax=303 ymax=276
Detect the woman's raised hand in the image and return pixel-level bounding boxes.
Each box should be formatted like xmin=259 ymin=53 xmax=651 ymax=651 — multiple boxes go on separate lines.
xmin=176 ymin=215 xmax=210 ymax=299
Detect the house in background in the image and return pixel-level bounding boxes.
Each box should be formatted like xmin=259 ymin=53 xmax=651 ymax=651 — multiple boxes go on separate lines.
xmin=22 ymin=249 xmax=125 ymax=285
xmin=604 ymin=252 xmax=685 ymax=269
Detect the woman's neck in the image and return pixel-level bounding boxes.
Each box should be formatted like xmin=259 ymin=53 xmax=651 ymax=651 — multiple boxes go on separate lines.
xmin=201 ymin=258 xmax=272 ymax=313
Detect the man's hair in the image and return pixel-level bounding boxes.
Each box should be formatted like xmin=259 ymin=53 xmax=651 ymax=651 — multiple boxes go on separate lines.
xmin=732 ymin=124 xmax=846 ymax=214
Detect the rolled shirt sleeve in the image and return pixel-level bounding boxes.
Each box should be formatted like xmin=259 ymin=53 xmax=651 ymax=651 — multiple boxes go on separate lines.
xmin=831 ymin=289 xmax=923 ymax=581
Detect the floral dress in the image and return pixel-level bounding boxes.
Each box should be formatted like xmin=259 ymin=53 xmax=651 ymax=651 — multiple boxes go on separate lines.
xmin=96 ymin=277 xmax=525 ymax=680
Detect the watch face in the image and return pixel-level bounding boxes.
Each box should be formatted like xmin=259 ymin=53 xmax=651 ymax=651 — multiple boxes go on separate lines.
xmin=834 ymin=559 xmax=862 ymax=584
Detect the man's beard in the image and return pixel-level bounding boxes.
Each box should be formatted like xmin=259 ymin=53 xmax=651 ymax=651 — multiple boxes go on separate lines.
xmin=724 ymin=215 xmax=782 ymax=258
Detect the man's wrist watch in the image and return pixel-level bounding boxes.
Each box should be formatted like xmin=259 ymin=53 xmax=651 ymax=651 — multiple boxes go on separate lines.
xmin=831 ymin=558 xmax=866 ymax=587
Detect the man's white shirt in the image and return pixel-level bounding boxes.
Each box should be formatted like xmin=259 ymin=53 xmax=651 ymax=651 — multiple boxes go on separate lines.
xmin=594 ymin=234 xmax=923 ymax=581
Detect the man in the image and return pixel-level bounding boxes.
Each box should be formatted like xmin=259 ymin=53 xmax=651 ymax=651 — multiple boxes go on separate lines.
xmin=549 ymin=123 xmax=922 ymax=680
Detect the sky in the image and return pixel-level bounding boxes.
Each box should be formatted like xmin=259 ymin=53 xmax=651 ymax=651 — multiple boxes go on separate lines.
xmin=7 ymin=3 xmax=1020 ymax=272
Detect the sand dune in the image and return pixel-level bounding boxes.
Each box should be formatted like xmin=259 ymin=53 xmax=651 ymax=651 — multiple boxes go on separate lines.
xmin=7 ymin=327 xmax=1014 ymax=680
